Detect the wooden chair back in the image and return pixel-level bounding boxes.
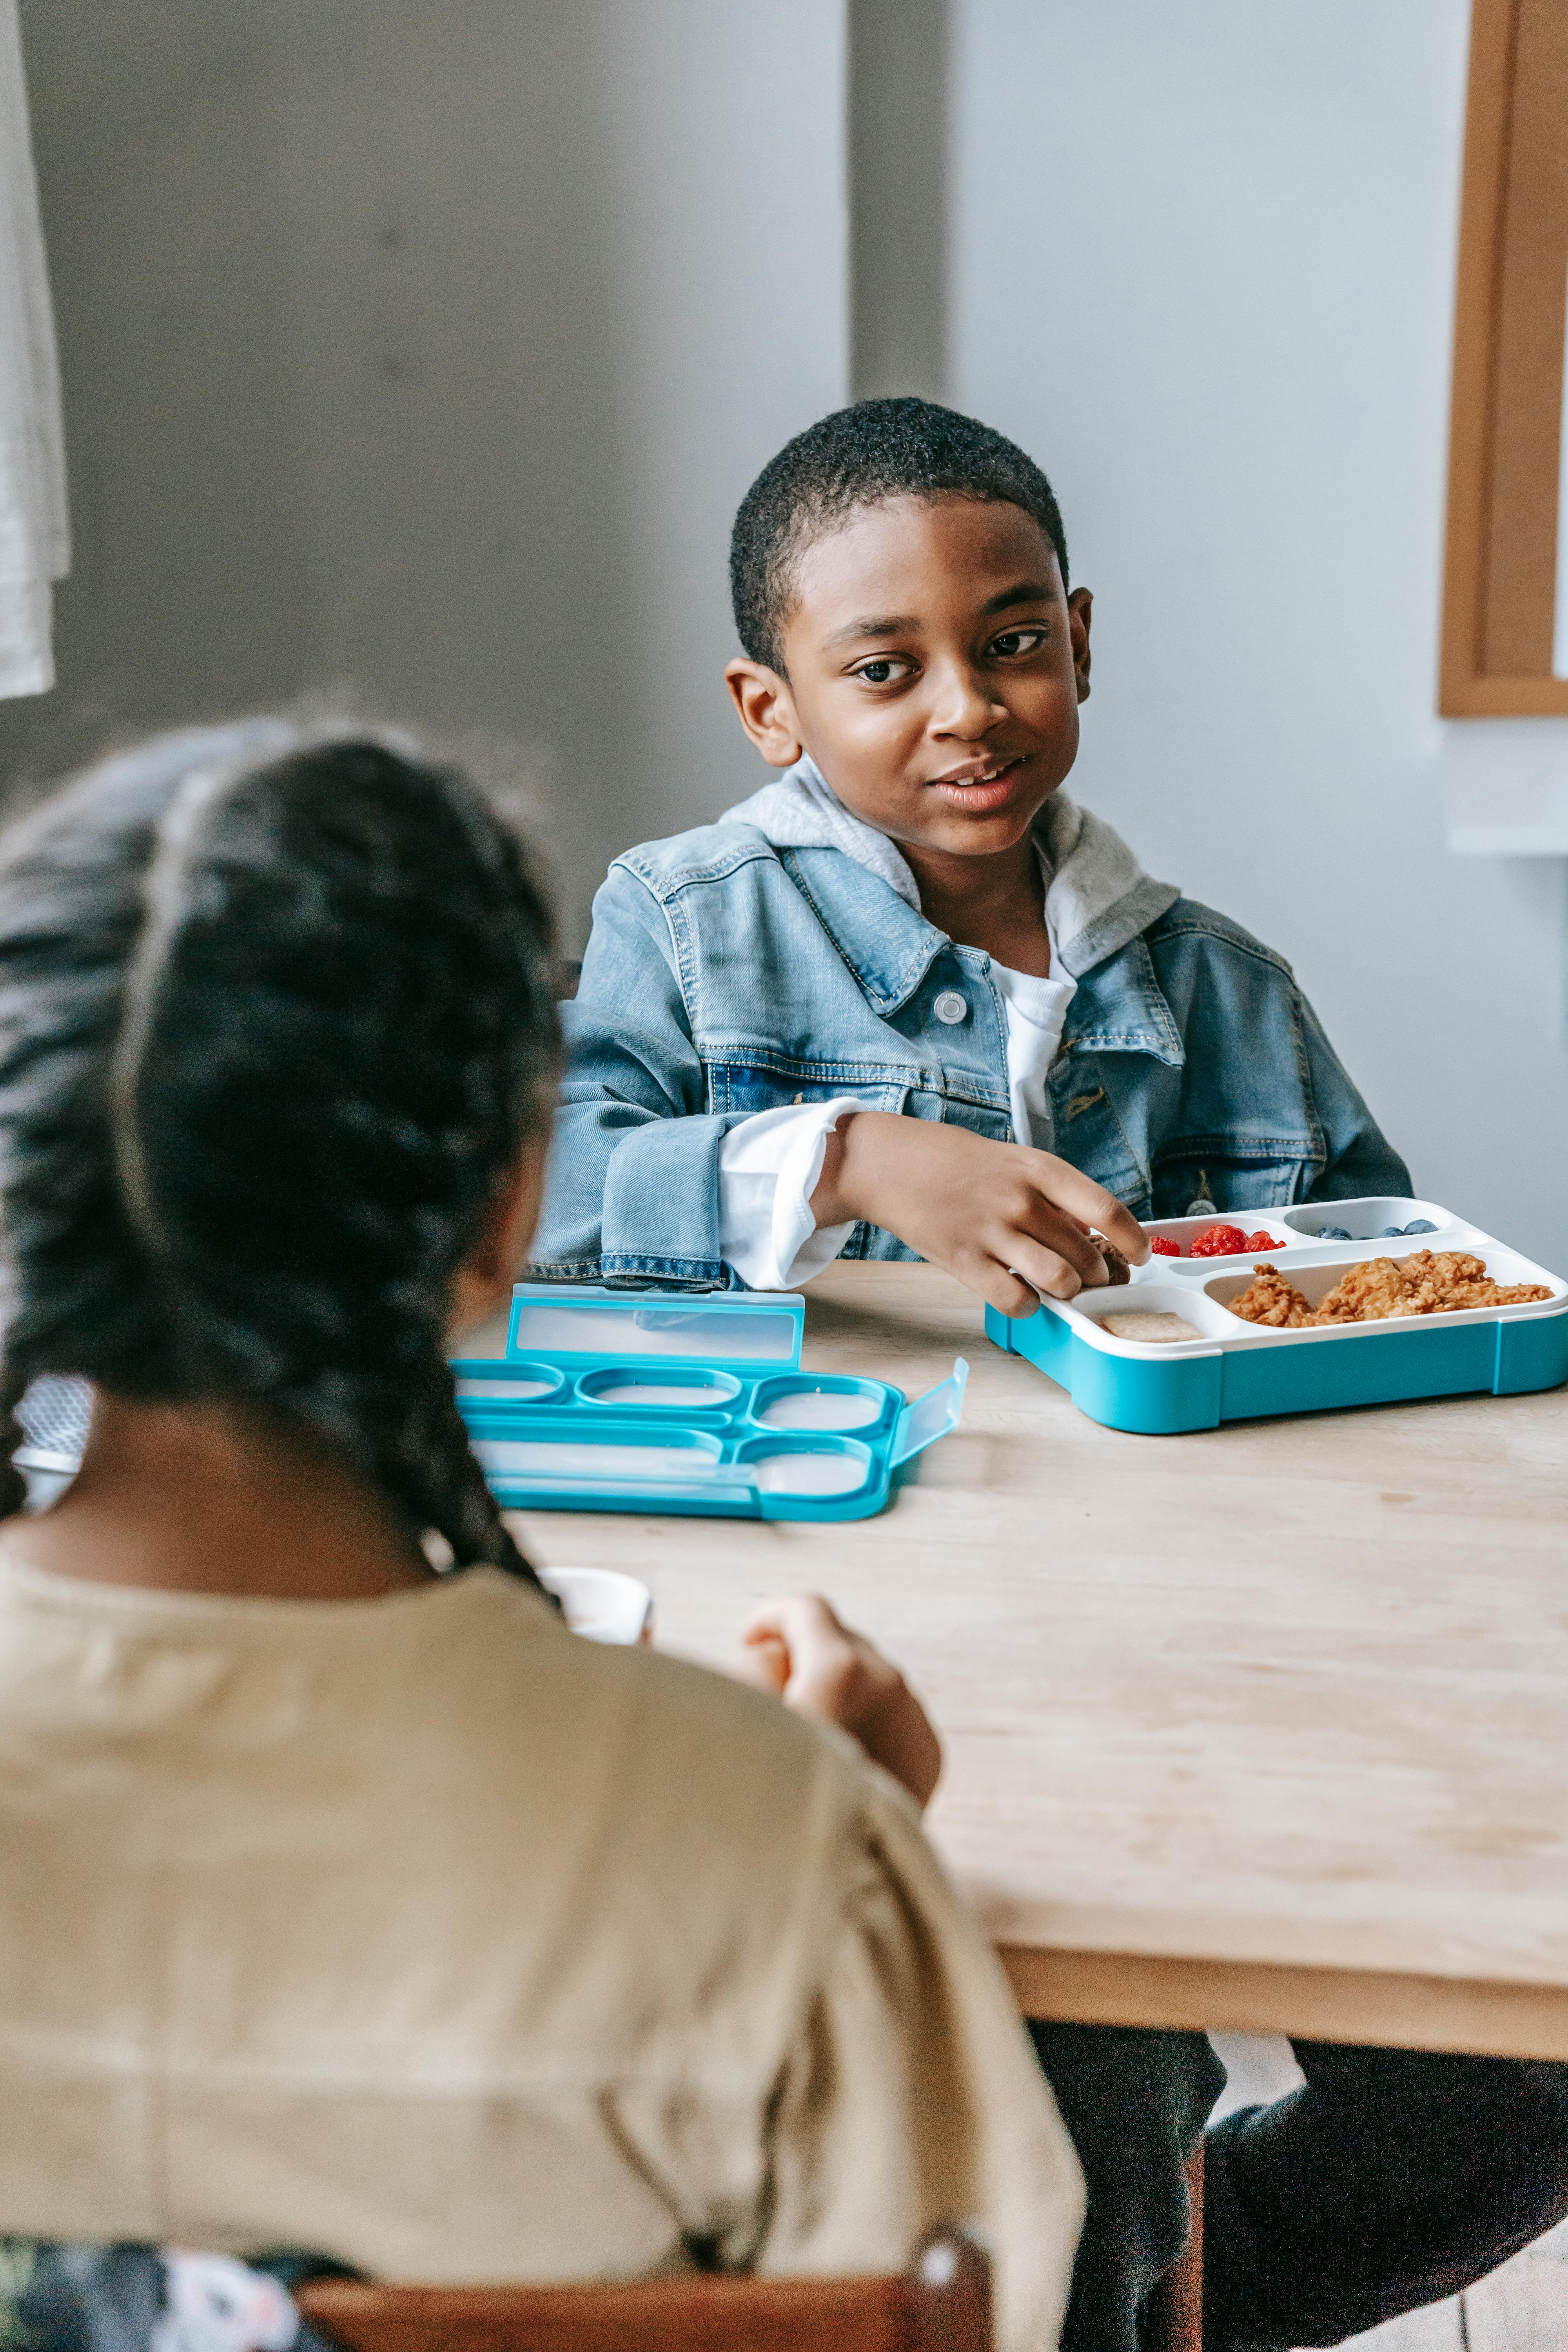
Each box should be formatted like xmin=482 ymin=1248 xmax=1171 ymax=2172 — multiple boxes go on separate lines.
xmin=297 ymin=2228 xmax=991 ymax=2352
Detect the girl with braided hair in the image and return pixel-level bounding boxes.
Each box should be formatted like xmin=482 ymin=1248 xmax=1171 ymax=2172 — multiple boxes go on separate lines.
xmin=0 ymin=716 xmax=560 ymax=1583
xmin=0 ymin=720 xmax=1082 ymax=2350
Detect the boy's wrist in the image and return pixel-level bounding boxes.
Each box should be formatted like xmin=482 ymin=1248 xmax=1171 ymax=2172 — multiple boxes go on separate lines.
xmin=809 ymin=1108 xmax=886 ymax=1229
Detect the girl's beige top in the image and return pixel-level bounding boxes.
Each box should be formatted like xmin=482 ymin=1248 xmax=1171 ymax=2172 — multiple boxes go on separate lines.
xmin=0 ymin=1557 xmax=1082 ymax=2351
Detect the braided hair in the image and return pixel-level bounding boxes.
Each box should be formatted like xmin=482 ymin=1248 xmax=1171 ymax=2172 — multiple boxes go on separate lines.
xmin=0 ymin=717 xmax=560 ymax=1587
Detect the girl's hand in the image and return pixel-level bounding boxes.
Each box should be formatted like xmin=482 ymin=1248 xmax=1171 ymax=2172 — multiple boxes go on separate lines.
xmin=811 ymin=1111 xmax=1148 ymax=1319
xmin=736 ymin=1593 xmax=942 ymax=1809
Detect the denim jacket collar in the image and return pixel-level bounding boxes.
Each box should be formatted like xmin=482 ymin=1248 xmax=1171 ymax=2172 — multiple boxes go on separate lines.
xmin=779 ymin=845 xmax=953 ymax=1015
xmin=777 ymin=840 xmax=1184 ymax=1063
xmin=723 ymin=757 xmax=1182 ymax=987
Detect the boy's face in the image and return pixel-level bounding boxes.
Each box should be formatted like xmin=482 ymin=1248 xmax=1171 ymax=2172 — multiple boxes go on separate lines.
xmin=725 ymin=495 xmax=1091 ymax=862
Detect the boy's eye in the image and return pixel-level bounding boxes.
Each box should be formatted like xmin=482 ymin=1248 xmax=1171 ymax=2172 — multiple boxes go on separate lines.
xmin=989 ymin=627 xmax=1048 ymax=658
xmin=851 ymin=656 xmax=912 ymax=685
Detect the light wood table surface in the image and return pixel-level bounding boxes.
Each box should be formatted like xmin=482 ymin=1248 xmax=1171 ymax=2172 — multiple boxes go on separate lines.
xmin=484 ymin=1262 xmax=1568 ymax=2060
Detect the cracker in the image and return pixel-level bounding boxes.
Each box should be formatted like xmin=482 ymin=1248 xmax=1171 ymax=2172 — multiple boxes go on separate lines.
xmin=1101 ymin=1310 xmax=1203 ymax=1345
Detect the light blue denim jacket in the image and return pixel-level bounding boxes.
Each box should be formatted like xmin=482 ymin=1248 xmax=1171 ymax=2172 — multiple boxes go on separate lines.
xmin=532 ymin=817 xmax=1410 ymax=1287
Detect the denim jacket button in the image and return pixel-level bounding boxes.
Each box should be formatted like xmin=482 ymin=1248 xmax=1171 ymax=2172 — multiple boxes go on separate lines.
xmin=933 ymin=989 xmax=968 ymax=1025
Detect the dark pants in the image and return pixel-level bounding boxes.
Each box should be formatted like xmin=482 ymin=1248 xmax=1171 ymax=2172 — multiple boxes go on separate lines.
xmin=1029 ymin=2024 xmax=1568 ymax=2352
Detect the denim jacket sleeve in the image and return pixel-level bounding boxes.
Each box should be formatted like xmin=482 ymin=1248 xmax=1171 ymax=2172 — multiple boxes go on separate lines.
xmin=1300 ymin=990 xmax=1412 ymax=1201
xmin=529 ymin=862 xmax=750 ymax=1286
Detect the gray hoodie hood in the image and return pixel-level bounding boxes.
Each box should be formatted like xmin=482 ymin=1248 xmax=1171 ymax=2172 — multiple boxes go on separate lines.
xmin=720 ymin=756 xmax=1180 ymax=979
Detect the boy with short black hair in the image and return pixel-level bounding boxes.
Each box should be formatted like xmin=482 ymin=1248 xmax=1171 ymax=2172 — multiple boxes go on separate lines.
xmin=534 ymin=400 xmax=1568 ymax=2352
xmin=539 ymin=397 xmax=1407 ymax=1311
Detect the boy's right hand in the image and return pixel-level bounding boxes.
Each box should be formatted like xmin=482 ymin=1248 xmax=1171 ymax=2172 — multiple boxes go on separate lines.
xmin=811 ymin=1111 xmax=1149 ymax=1318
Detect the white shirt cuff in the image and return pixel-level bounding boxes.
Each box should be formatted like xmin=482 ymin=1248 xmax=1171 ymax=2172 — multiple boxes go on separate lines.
xmin=717 ymin=1100 xmax=863 ymax=1290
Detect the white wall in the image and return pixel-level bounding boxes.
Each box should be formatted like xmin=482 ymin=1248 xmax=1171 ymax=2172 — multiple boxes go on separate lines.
xmin=953 ymin=0 xmax=1568 ymax=1263
xmin=1 ymin=0 xmax=846 ymax=947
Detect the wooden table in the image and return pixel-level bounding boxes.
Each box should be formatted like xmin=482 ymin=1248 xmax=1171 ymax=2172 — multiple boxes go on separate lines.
xmin=487 ymin=1263 xmax=1568 ymax=2061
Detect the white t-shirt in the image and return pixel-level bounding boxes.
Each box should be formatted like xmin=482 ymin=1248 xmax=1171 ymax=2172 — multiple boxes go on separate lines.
xmin=717 ymin=937 xmax=1077 ymax=1293
xmin=991 ymin=958 xmax=1080 ymax=1156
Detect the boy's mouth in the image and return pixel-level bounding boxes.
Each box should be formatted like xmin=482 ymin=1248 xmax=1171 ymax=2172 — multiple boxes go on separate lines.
xmin=927 ymin=753 xmax=1027 ymax=810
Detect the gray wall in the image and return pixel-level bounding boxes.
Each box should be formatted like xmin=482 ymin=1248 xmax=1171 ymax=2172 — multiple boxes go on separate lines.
xmin=2 ymin=0 xmax=846 ymax=946
xmin=953 ymin=0 xmax=1568 ymax=1261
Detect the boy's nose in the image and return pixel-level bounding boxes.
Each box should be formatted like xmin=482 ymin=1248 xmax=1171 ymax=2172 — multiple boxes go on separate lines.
xmin=929 ymin=665 xmax=1004 ymax=735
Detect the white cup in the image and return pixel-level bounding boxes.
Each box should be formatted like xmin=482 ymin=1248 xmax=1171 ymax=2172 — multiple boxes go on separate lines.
xmin=537 ymin=1565 xmax=654 ymax=1646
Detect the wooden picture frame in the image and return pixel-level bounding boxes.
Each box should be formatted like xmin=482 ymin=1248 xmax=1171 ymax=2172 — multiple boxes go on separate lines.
xmin=1439 ymin=0 xmax=1568 ymax=715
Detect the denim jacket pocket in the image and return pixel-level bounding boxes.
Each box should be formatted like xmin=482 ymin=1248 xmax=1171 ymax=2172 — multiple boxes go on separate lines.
xmin=1149 ymin=1145 xmax=1317 ymax=1218
xmin=705 ymin=1059 xmax=911 ymax=1116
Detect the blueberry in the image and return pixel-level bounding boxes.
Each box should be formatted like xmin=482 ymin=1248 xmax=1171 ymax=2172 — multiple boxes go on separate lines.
xmin=1376 ymin=1225 xmax=1405 ymax=1238
xmin=1401 ymin=1219 xmax=1437 ymax=1234
xmin=1315 ymin=1224 xmax=1351 ymax=1241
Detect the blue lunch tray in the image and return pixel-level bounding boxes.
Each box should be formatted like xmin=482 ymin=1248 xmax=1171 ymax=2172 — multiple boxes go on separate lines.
xmin=987 ymin=1196 xmax=1568 ymax=1434
xmin=453 ymin=1285 xmax=968 ymax=1519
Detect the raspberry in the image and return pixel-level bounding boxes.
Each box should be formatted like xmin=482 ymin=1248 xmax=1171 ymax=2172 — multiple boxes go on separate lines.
xmin=1189 ymin=1223 xmax=1247 ymax=1258
xmin=1243 ymin=1230 xmax=1283 ymax=1252
xmin=1149 ymin=1234 xmax=1180 ymax=1257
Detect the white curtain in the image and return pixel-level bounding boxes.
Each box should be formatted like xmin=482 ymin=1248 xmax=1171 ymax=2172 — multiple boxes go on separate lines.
xmin=0 ymin=0 xmax=65 ymax=699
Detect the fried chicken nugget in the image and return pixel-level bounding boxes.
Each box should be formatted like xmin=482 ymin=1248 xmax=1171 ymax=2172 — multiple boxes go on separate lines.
xmin=1313 ymin=1255 xmax=1424 ymax=1321
xmin=1227 ymin=1266 xmax=1316 ymax=1327
xmin=1231 ymin=1248 xmax=1549 ymax=1330
xmin=1318 ymin=1250 xmax=1549 ymax=1319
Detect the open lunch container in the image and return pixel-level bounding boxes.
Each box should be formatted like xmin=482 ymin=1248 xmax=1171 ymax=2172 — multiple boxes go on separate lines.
xmin=453 ymin=1285 xmax=968 ymax=1519
xmin=987 ymin=1197 xmax=1568 ymax=1434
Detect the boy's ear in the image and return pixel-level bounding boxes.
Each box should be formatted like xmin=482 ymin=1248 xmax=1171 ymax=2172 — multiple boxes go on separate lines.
xmin=1068 ymin=588 xmax=1093 ymax=705
xmin=724 ymin=658 xmax=805 ymax=768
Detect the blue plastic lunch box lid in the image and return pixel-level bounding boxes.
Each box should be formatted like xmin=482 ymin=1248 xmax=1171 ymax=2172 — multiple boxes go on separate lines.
xmin=450 ymin=1284 xmax=968 ymax=1521
xmin=506 ymin=1284 xmax=808 ymax=1373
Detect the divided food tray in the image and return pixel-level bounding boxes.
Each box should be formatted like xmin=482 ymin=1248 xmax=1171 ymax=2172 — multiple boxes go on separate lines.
xmin=454 ymin=1285 xmax=968 ymax=1519
xmin=987 ymin=1198 xmax=1568 ymax=1433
